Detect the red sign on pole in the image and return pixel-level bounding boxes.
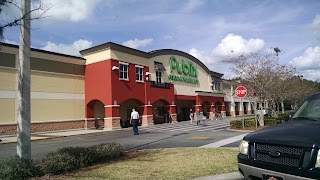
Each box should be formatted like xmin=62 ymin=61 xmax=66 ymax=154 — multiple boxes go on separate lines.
xmin=235 ymin=86 xmax=247 ymax=98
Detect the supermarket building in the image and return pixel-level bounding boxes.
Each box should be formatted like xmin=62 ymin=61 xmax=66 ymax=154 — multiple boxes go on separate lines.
xmin=0 ymin=42 xmax=253 ymax=135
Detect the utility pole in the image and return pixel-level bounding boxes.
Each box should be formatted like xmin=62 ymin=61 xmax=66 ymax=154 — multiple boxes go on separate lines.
xmin=17 ymin=0 xmax=31 ymax=160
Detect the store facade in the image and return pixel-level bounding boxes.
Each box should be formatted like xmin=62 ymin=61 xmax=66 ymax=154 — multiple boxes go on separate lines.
xmin=81 ymin=42 xmax=227 ymax=130
xmin=0 ymin=42 xmax=253 ymax=135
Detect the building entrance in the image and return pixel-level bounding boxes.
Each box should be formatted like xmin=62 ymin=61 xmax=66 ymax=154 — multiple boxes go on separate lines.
xmin=176 ymin=100 xmax=195 ymax=122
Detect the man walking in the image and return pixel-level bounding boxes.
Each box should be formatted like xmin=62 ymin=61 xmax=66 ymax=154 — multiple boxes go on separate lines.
xmin=130 ymin=108 xmax=140 ymax=135
xmin=196 ymin=109 xmax=201 ymax=125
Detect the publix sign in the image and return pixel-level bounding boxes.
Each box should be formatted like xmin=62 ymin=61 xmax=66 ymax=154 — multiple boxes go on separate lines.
xmin=168 ymin=56 xmax=198 ymax=84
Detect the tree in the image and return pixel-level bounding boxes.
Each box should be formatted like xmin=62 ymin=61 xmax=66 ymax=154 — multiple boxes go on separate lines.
xmin=0 ymin=0 xmax=46 ymax=160
xmin=225 ymin=52 xmax=280 ymax=126
xmin=267 ymin=65 xmax=296 ymax=113
xmin=0 ymin=0 xmax=46 ymax=41
xmin=17 ymin=0 xmax=31 ymax=160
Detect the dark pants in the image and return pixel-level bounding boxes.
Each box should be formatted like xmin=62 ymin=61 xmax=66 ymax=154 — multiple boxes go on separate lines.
xmin=132 ymin=119 xmax=139 ymax=134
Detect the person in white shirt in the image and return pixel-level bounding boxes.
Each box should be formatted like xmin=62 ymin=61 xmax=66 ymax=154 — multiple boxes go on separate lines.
xmin=189 ymin=109 xmax=194 ymax=124
xmin=130 ymin=108 xmax=140 ymax=135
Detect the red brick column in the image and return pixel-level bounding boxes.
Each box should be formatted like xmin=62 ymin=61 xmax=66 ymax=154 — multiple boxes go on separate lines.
xmin=104 ymin=105 xmax=121 ymax=130
xmin=209 ymin=104 xmax=215 ymax=120
xmin=141 ymin=105 xmax=153 ymax=126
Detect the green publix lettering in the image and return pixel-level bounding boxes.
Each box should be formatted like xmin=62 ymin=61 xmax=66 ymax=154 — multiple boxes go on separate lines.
xmin=169 ymin=56 xmax=198 ymax=84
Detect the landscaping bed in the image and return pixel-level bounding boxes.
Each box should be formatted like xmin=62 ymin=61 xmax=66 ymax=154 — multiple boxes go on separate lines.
xmin=32 ymin=148 xmax=239 ymax=180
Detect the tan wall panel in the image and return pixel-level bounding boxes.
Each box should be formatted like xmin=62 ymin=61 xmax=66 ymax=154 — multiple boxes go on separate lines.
xmin=74 ymin=77 xmax=85 ymax=93
xmin=31 ymin=71 xmax=84 ymax=93
xmin=0 ymin=68 xmax=16 ymax=91
xmin=31 ymin=99 xmax=84 ymax=121
xmin=149 ymin=55 xmax=211 ymax=96
xmin=84 ymin=49 xmax=111 ymax=65
xmin=111 ymin=50 xmax=148 ymax=66
xmin=0 ymin=99 xmax=15 ymax=123
xmin=74 ymin=99 xmax=85 ymax=119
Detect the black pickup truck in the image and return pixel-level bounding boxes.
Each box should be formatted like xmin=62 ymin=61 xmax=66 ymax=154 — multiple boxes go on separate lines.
xmin=238 ymin=93 xmax=320 ymax=180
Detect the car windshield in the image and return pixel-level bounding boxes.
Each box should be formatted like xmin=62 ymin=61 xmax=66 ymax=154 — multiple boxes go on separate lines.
xmin=292 ymin=97 xmax=320 ymax=121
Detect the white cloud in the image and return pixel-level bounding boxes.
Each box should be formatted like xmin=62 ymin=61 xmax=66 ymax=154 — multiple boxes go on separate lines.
xmin=181 ymin=0 xmax=205 ymax=13
xmin=5 ymin=39 xmax=18 ymax=45
xmin=213 ymin=34 xmax=265 ymax=58
xmin=290 ymin=46 xmax=320 ymax=81
xmin=188 ymin=34 xmax=267 ymax=79
xmin=189 ymin=48 xmax=234 ymax=79
xmin=34 ymin=0 xmax=100 ymax=22
xmin=290 ymin=46 xmax=320 ymax=70
xmin=41 ymin=39 xmax=92 ymax=56
xmin=122 ymin=38 xmax=153 ymax=49
xmin=312 ymin=15 xmax=320 ymax=38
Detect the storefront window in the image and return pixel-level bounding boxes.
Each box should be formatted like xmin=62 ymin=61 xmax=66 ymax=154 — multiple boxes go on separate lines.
xmin=119 ymin=63 xmax=128 ymax=80
xmin=211 ymin=82 xmax=221 ymax=91
xmin=156 ymin=71 xmax=162 ymax=83
xmin=135 ymin=66 xmax=143 ymax=82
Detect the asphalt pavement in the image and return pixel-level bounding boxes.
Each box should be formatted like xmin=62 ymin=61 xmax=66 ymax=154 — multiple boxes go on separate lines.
xmin=0 ymin=116 xmax=253 ymax=180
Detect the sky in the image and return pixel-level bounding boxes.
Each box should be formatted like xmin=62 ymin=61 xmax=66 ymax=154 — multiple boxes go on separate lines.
xmin=2 ymin=0 xmax=320 ymax=81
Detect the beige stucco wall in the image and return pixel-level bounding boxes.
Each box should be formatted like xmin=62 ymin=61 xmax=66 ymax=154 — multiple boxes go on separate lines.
xmin=31 ymin=71 xmax=84 ymax=93
xmin=31 ymin=99 xmax=84 ymax=121
xmin=149 ymin=55 xmax=212 ymax=96
xmin=0 ymin=68 xmax=16 ymax=91
xmin=0 ymin=99 xmax=15 ymax=123
xmin=0 ymin=45 xmax=86 ymax=125
xmin=111 ymin=50 xmax=148 ymax=66
xmin=83 ymin=49 xmax=111 ymax=65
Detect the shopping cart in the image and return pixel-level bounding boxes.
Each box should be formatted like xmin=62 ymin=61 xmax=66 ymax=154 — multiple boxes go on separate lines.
xmin=215 ymin=113 xmax=222 ymax=120
xmin=197 ymin=116 xmax=207 ymax=126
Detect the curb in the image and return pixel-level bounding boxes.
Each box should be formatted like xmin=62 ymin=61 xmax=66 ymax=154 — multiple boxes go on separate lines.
xmin=191 ymin=172 xmax=241 ymax=180
xmin=226 ymin=127 xmax=256 ymax=133
xmin=0 ymin=128 xmax=127 ymax=144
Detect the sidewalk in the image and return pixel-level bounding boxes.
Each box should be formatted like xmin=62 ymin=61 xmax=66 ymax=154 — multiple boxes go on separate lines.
xmin=0 ymin=128 xmax=117 ymax=144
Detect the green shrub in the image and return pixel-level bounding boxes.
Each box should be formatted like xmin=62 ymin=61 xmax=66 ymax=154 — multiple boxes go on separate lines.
xmin=277 ymin=113 xmax=293 ymax=122
xmin=245 ymin=119 xmax=255 ymax=128
xmin=41 ymin=142 xmax=124 ymax=175
xmin=57 ymin=147 xmax=94 ymax=167
xmin=230 ymin=120 xmax=242 ymax=128
xmin=42 ymin=152 xmax=79 ymax=175
xmin=0 ymin=156 xmax=43 ymax=180
xmin=264 ymin=118 xmax=281 ymax=125
xmin=90 ymin=142 xmax=124 ymax=163
xmin=230 ymin=119 xmax=256 ymax=128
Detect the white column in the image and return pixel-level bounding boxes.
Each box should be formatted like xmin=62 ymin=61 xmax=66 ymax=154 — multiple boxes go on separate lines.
xmin=230 ymin=86 xmax=236 ymax=117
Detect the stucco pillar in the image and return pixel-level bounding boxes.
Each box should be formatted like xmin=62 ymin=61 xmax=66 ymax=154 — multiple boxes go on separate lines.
xmin=104 ymin=105 xmax=121 ymax=130
xmin=141 ymin=105 xmax=153 ymax=126
xmin=247 ymin=102 xmax=252 ymax=115
xmin=239 ymin=101 xmax=244 ymax=116
xmin=221 ymin=103 xmax=226 ymax=117
xmin=168 ymin=105 xmax=177 ymax=123
xmin=209 ymin=104 xmax=215 ymax=120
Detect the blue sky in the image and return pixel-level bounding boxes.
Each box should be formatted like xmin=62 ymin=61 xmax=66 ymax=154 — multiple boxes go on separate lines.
xmin=3 ymin=0 xmax=320 ymax=80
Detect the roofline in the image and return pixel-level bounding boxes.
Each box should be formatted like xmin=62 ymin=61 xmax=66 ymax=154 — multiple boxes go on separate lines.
xmin=80 ymin=42 xmax=223 ymax=77
xmin=0 ymin=42 xmax=86 ymax=60
xmin=80 ymin=42 xmax=150 ymax=58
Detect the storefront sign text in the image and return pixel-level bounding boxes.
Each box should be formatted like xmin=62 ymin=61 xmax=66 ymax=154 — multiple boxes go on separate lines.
xmin=169 ymin=56 xmax=198 ymax=84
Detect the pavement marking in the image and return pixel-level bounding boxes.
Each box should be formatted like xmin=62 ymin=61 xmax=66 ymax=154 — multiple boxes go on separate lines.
xmin=188 ymin=136 xmax=210 ymax=140
xmin=199 ymin=133 xmax=249 ymax=148
xmin=139 ymin=120 xmax=230 ymax=132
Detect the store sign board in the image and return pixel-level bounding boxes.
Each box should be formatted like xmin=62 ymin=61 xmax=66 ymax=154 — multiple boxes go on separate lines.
xmin=168 ymin=56 xmax=198 ymax=84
